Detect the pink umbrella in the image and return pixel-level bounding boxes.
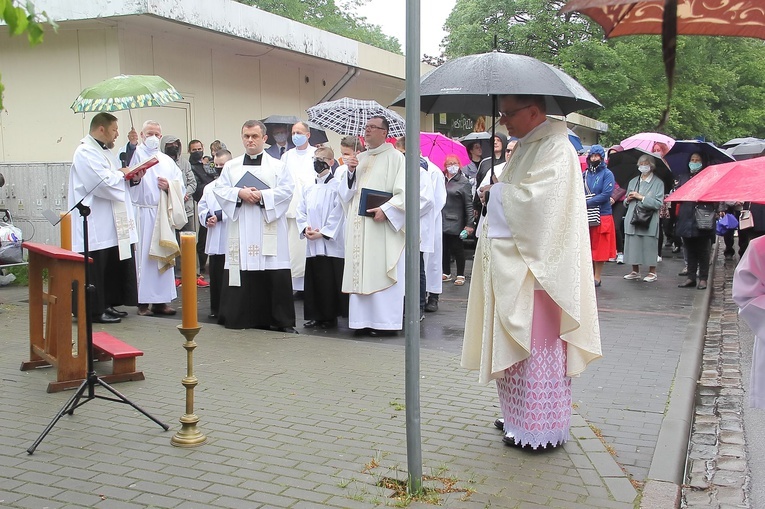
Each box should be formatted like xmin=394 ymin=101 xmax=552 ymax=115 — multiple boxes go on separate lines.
xmin=620 ymin=132 xmax=675 ymax=153
xmin=665 ymin=157 xmax=765 ymax=203
xmin=420 ymin=132 xmax=469 ymax=170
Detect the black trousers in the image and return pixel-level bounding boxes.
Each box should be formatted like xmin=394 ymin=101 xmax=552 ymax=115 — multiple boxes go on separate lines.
xmin=612 ymin=201 xmax=626 ymax=253
xmin=304 ymin=256 xmax=348 ymax=321
xmin=208 ymin=254 xmax=225 ymax=315
xmin=738 ymin=229 xmax=765 ymax=257
xmin=197 ymin=225 xmax=208 ymax=274
xmin=87 ymin=245 xmax=138 ymax=318
xmin=218 ymin=269 xmax=295 ymax=329
xmin=442 ymin=233 xmax=466 ymax=276
xmin=683 ymin=235 xmax=713 ymax=281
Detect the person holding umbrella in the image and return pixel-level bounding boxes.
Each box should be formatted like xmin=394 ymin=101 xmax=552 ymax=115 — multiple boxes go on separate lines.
xmin=622 ymin=154 xmax=665 ymax=283
xmin=583 ymin=145 xmax=616 ymax=287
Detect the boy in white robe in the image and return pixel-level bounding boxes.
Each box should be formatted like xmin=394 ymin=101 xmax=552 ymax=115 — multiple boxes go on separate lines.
xmin=296 ymin=147 xmax=348 ymax=328
xmin=213 ymin=120 xmax=297 ymax=332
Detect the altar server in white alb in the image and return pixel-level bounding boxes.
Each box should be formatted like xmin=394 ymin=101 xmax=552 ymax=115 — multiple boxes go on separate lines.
xmin=68 ymin=112 xmax=140 ymax=324
xmin=338 ymin=116 xmax=406 ymax=337
xmin=423 ymin=156 xmax=447 ymax=312
xmin=295 ymin=146 xmax=348 ymax=329
xmin=282 ymin=121 xmax=317 ymax=294
xmin=130 ymin=120 xmax=187 ymax=317
xmin=733 ymin=235 xmax=765 ymax=409
xmin=213 ymin=120 xmax=297 ymax=332
xmin=198 ymin=149 xmax=232 ymax=320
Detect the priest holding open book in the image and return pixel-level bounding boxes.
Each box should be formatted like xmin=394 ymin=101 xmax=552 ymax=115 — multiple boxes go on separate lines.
xmin=337 ymin=116 xmax=406 ymax=336
xmin=213 ymin=120 xmax=297 ymax=332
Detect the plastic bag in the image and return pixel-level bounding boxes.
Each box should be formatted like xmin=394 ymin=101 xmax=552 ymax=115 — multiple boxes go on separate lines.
xmin=715 ymin=213 xmax=739 ymax=236
xmin=0 ymin=221 xmax=23 ymax=264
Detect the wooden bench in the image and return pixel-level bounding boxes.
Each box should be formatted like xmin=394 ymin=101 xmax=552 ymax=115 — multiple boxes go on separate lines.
xmin=92 ymin=332 xmax=145 ymax=383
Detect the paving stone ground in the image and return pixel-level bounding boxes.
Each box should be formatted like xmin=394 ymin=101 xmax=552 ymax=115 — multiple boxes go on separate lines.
xmin=0 ymin=245 xmax=702 ymax=508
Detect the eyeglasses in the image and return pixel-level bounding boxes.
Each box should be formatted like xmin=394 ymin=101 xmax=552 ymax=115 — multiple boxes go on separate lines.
xmin=364 ymin=125 xmax=386 ymax=131
xmin=498 ymin=105 xmax=532 ymax=119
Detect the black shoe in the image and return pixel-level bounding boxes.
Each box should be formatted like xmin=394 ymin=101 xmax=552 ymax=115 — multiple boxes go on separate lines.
xmin=502 ymin=433 xmax=517 ymax=446
xmin=303 ymin=320 xmax=319 ymax=328
xmin=353 ymin=328 xmax=371 ymax=337
xmin=105 ymin=307 xmax=128 ymax=318
xmin=678 ymin=279 xmax=696 ymax=288
xmin=494 ymin=418 xmax=504 ymax=430
xmin=93 ymin=313 xmax=121 ymax=324
xmin=277 ymin=327 xmax=299 ymax=334
xmin=369 ymin=329 xmax=397 ymax=337
xmin=424 ymin=301 xmax=438 ymax=312
xmin=320 ymin=319 xmax=337 ymax=329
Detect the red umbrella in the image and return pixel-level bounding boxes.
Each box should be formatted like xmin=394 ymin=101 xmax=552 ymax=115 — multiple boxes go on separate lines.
xmin=664 ymin=156 xmax=765 ymax=203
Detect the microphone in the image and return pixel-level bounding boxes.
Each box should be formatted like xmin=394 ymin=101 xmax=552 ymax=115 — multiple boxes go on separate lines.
xmin=119 ymin=152 xmax=128 ymax=168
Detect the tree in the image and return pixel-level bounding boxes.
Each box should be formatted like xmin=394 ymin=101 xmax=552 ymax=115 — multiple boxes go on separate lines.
xmin=1 ymin=0 xmax=55 ymax=110
xmin=236 ymin=0 xmax=401 ymax=54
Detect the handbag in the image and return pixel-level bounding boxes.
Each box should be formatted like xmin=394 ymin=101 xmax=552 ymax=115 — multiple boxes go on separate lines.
xmin=584 ymin=178 xmax=601 ymax=227
xmin=741 ymin=208 xmax=754 ymax=230
xmin=694 ymin=204 xmax=716 ymax=230
xmin=629 ymin=181 xmax=652 ymax=228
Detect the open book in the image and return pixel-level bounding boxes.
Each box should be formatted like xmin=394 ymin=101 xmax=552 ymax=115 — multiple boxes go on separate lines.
xmin=124 ymin=156 xmax=159 ymax=180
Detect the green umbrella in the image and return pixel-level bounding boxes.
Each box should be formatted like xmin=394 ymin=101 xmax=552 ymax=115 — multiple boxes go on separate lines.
xmin=70 ymin=74 xmax=183 ymax=126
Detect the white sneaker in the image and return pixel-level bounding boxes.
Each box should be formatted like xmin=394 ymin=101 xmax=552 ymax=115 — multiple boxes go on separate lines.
xmin=624 ymin=272 xmax=641 ymax=280
xmin=657 ymin=256 xmax=663 ymax=262
xmin=643 ymin=273 xmax=658 ymax=282
xmin=616 ymin=253 xmax=624 ymax=264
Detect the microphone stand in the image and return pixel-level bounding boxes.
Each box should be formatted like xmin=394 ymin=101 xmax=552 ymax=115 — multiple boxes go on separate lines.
xmin=28 ymin=199 xmax=169 ymax=454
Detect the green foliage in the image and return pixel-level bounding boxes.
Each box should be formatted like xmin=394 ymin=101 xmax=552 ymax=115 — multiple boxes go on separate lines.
xmin=236 ymin=0 xmax=401 ymax=54
xmin=1 ymin=0 xmax=56 ymax=110
xmin=442 ymin=0 xmax=765 ymax=145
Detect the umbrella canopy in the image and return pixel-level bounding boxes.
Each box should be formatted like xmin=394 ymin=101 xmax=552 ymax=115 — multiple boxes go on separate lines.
xmin=567 ymin=128 xmax=583 ymax=152
xmin=260 ymin=115 xmax=329 ymax=146
xmin=420 ymin=133 xmax=469 ymax=170
xmin=726 ymin=140 xmax=765 ymax=161
xmin=620 ymin=132 xmax=675 ymax=153
xmin=71 ymin=75 xmax=183 ymax=113
xmin=664 ymin=140 xmax=735 ymax=176
xmin=722 ymin=137 xmax=763 ymax=149
xmin=390 ymin=51 xmax=602 ymax=116
xmin=459 ymin=132 xmax=491 ymax=161
xmin=307 ymin=97 xmax=406 ymax=138
xmin=608 ymin=147 xmax=674 ymax=193
xmin=665 ymin=157 xmax=765 ymax=203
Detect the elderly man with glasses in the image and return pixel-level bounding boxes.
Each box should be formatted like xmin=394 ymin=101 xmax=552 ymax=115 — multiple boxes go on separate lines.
xmin=337 ymin=116 xmax=406 ymax=337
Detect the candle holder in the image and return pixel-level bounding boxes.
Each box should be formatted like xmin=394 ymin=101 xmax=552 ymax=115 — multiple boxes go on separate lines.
xmin=171 ymin=325 xmax=207 ymax=447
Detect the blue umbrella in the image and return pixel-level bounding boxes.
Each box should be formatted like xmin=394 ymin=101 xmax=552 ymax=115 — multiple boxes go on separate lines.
xmin=567 ymin=128 xmax=583 ymax=152
xmin=664 ymin=140 xmax=734 ymax=177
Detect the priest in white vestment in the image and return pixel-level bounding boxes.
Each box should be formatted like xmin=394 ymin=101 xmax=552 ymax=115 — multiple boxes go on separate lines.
xmin=213 ymin=120 xmax=296 ymax=332
xmin=733 ymin=236 xmax=765 ymax=409
xmin=296 ymin=146 xmax=348 ymax=328
xmin=68 ymin=112 xmax=139 ymax=324
xmin=461 ymin=95 xmax=602 ymax=449
xmin=282 ymin=121 xmax=317 ymax=293
xmin=338 ymin=116 xmax=406 ymax=336
xmin=198 ymin=150 xmax=233 ymax=320
xmin=130 ymin=120 xmax=186 ymax=316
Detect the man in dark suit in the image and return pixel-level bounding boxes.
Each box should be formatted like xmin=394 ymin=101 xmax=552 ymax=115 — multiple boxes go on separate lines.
xmin=265 ymin=124 xmax=294 ymax=159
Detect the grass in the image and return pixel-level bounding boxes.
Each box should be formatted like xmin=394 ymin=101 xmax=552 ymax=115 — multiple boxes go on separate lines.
xmin=4 ymin=265 xmax=30 ymax=285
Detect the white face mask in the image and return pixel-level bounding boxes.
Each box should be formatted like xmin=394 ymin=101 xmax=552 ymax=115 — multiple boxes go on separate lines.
xmin=638 ymin=164 xmax=651 ymax=174
xmin=446 ymin=165 xmax=459 ymax=175
xmin=143 ymin=135 xmax=160 ymax=152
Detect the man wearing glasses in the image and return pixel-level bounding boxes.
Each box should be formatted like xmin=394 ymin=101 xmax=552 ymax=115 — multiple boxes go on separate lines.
xmin=337 ymin=116 xmax=406 ymax=337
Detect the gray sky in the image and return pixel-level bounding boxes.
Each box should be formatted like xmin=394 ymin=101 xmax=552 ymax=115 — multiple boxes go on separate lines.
xmin=353 ymin=0 xmax=457 ymax=57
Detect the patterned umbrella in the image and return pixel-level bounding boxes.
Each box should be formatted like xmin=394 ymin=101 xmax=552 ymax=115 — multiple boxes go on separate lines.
xmin=306 ymin=97 xmax=406 ymax=138
xmin=71 ymin=75 xmax=183 ymax=125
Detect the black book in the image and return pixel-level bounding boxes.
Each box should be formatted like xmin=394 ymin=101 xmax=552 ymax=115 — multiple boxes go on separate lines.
xmin=235 ymin=171 xmax=270 ymax=190
xmin=358 ymin=188 xmax=393 ymax=217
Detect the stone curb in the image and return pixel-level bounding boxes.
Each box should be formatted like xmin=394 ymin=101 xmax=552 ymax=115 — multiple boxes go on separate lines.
xmin=641 ymin=241 xmax=718 ymax=508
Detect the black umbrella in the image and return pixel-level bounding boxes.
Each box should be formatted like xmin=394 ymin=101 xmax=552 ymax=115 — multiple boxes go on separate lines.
xmin=391 ymin=51 xmax=602 ymax=116
xmin=726 ymin=140 xmax=765 ymax=161
xmin=608 ymin=147 xmax=674 ymax=194
xmin=664 ymin=140 xmax=734 ymax=177
xmin=459 ymin=132 xmax=492 ymax=162
xmin=722 ymin=136 xmax=762 ymax=149
xmin=260 ymin=115 xmax=328 ymax=146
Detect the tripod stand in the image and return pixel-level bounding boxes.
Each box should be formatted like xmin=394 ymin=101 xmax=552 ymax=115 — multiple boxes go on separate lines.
xmin=28 ymin=202 xmax=169 ymax=454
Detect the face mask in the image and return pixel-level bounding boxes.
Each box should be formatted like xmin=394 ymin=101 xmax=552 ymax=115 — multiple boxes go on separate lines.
xmin=446 ymin=165 xmax=459 ymax=175
xmin=589 ymin=158 xmax=601 ymax=170
xmin=143 ymin=135 xmax=160 ymax=152
xmin=638 ymin=165 xmax=651 ymax=174
xmin=273 ymin=132 xmax=288 ymax=144
xmin=689 ymin=162 xmax=703 ymax=173
xmin=313 ymin=159 xmax=329 ymax=174
xmin=164 ymin=145 xmax=180 ymax=159
xmin=292 ymin=133 xmax=308 ymax=147
xmin=190 ymin=151 xmax=203 ymax=162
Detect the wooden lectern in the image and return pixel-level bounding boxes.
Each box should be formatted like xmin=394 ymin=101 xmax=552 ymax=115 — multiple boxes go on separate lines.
xmin=20 ymin=242 xmax=88 ymax=392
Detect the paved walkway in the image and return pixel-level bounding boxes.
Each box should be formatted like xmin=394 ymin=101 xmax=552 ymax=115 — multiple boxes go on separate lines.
xmin=0 ymin=244 xmax=704 ymax=508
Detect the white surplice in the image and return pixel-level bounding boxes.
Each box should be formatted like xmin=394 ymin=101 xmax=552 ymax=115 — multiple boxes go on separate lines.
xmin=283 ymin=145 xmax=317 ymax=290
xmin=198 ymin=182 xmax=227 ymax=256
xmin=68 ymin=135 xmax=138 ymax=254
xmin=423 ymin=158 xmax=446 ymax=294
xmin=732 ymin=235 xmax=765 ymax=409
xmin=213 ymin=152 xmax=293 ymax=277
xmin=130 ymin=145 xmax=185 ymax=304
xmin=296 ymin=173 xmax=345 ymax=259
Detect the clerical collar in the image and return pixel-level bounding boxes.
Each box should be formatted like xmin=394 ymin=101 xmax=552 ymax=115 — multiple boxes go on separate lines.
xmin=243 ymin=152 xmax=263 ymax=166
xmin=91 ymin=136 xmax=108 ymax=150
xmin=317 ymin=172 xmax=333 ymax=184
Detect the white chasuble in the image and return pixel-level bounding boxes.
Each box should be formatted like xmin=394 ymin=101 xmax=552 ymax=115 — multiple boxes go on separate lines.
xmin=213 ymin=153 xmax=293 ymax=286
xmin=461 ymin=120 xmax=602 ymax=383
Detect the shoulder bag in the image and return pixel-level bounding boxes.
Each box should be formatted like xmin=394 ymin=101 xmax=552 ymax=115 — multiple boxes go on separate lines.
xmin=630 ymin=181 xmax=653 ymax=228
xmin=584 ymin=176 xmax=601 ymax=227
xmin=694 ymin=204 xmax=716 ymax=231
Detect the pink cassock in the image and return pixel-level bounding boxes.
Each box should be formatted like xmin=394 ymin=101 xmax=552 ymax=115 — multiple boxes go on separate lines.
xmin=732 ymin=236 xmax=765 ymax=409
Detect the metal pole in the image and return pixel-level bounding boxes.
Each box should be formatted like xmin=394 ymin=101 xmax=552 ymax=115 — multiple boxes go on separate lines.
xmin=404 ymin=0 xmax=423 ymax=495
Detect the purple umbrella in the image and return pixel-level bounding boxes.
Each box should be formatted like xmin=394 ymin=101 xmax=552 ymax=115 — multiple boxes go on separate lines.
xmin=420 ymin=132 xmax=469 ymax=171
